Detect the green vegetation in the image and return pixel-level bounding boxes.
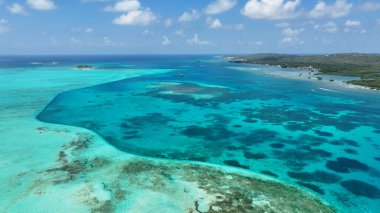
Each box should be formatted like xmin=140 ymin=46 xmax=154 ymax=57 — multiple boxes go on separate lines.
xmin=228 ymin=53 xmax=380 ymax=89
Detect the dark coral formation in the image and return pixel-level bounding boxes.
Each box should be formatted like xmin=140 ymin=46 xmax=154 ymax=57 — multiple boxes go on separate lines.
xmin=287 ymin=170 xmax=341 ymax=184
xmin=270 ymin=143 xmax=285 ymax=149
xmin=244 ymin=151 xmax=267 ymax=160
xmin=296 ymin=181 xmax=325 ymax=195
xmin=260 ymin=170 xmax=279 ymax=178
xmin=325 ymin=158 xmax=369 ymax=173
xmin=223 ymin=160 xmax=250 ymax=170
xmin=341 ymin=180 xmax=380 ymax=199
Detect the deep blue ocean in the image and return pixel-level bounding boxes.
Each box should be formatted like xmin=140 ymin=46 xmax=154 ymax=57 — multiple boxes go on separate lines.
xmin=4 ymin=55 xmax=380 ymax=212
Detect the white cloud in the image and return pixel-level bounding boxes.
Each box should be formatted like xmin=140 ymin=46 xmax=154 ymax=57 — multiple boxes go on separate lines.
xmin=162 ymin=36 xmax=171 ymax=45
xmin=310 ymin=0 xmax=352 ymax=18
xmin=113 ymin=9 xmax=156 ymax=25
xmin=281 ymin=27 xmax=305 ymax=44
xmin=174 ymin=29 xmax=184 ymax=37
xmin=104 ymin=0 xmax=140 ymax=12
xmin=207 ymin=17 xmax=222 ymax=29
xmin=7 ymin=3 xmax=28 ymax=15
xmin=314 ymin=21 xmax=338 ymax=33
xmin=178 ymin=10 xmax=199 ymax=22
xmin=0 ymin=19 xmax=9 ymax=34
xmin=187 ymin=34 xmax=209 ymax=45
xmin=242 ymin=0 xmax=301 ymax=20
xmin=345 ymin=20 xmax=361 ymax=27
xmin=205 ymin=0 xmax=237 ymax=15
xmin=164 ymin=18 xmax=172 ymax=27
xmin=275 ymin=22 xmax=290 ymax=28
xmin=27 ymin=0 xmax=56 ymax=10
xmin=72 ymin=27 xmax=94 ymax=33
xmin=360 ymin=1 xmax=380 ymax=11
xmin=141 ymin=29 xmax=153 ymax=36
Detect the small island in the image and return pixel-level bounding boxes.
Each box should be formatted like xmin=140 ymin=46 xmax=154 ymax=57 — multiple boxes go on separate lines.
xmin=227 ymin=53 xmax=380 ymax=90
xmin=75 ymin=65 xmax=93 ymax=71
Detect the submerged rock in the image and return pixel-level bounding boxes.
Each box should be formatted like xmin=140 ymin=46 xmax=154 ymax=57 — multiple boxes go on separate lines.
xmin=325 ymin=157 xmax=369 ymax=173
xmin=341 ymin=180 xmax=380 ymax=199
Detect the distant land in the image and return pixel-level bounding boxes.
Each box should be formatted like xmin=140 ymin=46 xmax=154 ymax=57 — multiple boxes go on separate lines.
xmin=227 ymin=53 xmax=380 ymax=90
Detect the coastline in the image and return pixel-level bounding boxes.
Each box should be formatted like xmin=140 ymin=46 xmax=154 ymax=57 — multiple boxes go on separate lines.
xmin=0 ymin=67 xmax=335 ymax=212
xmin=226 ymin=65 xmax=376 ymax=92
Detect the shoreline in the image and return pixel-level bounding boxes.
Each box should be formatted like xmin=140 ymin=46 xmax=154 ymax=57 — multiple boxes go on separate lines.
xmin=0 ymin=67 xmax=335 ymax=212
xmin=227 ymin=64 xmax=376 ymax=92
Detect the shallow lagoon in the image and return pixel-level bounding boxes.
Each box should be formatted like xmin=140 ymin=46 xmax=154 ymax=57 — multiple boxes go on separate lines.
xmin=26 ymin=55 xmax=380 ymax=212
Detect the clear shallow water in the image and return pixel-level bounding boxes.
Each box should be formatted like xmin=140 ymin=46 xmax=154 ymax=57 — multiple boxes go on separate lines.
xmin=29 ymin=55 xmax=380 ymax=212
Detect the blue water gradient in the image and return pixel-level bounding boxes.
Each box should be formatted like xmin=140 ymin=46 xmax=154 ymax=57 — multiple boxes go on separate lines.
xmin=32 ymin=55 xmax=380 ymax=212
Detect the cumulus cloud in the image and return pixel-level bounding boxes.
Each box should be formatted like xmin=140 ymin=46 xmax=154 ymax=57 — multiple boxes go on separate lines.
xmin=0 ymin=19 xmax=10 ymax=34
xmin=7 ymin=3 xmax=28 ymax=15
xmin=310 ymin=0 xmax=352 ymax=18
xmin=107 ymin=0 xmax=156 ymax=26
xmin=162 ymin=36 xmax=171 ymax=45
xmin=104 ymin=0 xmax=140 ymax=12
xmin=314 ymin=21 xmax=338 ymax=33
xmin=360 ymin=1 xmax=380 ymax=11
xmin=281 ymin=27 xmax=305 ymax=44
xmin=207 ymin=17 xmax=222 ymax=29
xmin=178 ymin=10 xmax=200 ymax=22
xmin=205 ymin=0 xmax=237 ymax=15
xmin=345 ymin=20 xmax=361 ymax=27
xmin=27 ymin=0 xmax=56 ymax=10
xmin=187 ymin=34 xmax=209 ymax=45
xmin=113 ymin=9 xmax=156 ymax=25
xmin=242 ymin=0 xmax=301 ymax=20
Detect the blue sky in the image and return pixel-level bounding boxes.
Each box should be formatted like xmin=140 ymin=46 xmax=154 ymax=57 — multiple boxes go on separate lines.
xmin=0 ymin=0 xmax=379 ymax=54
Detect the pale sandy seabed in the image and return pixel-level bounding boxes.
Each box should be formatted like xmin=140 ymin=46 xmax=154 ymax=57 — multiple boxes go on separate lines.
xmin=0 ymin=68 xmax=335 ymax=213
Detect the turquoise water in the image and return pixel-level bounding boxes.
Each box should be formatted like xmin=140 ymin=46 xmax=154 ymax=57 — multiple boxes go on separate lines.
xmin=32 ymin=55 xmax=380 ymax=212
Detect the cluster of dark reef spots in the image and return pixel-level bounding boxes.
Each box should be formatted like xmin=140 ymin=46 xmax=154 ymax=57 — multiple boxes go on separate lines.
xmin=122 ymin=130 xmax=141 ymax=140
xmin=325 ymin=157 xmax=369 ymax=173
xmin=232 ymin=124 xmax=242 ymax=128
xmin=181 ymin=124 xmax=236 ymax=141
xmin=270 ymin=143 xmax=285 ymax=149
xmin=124 ymin=113 xmax=174 ymax=127
xmin=223 ymin=160 xmax=250 ymax=170
xmin=314 ymin=130 xmax=334 ymax=137
xmin=329 ymin=138 xmax=359 ymax=147
xmin=204 ymin=114 xmax=232 ymax=125
xmin=226 ymin=145 xmax=248 ymax=151
xmin=46 ymin=133 xmax=111 ymax=185
xmin=241 ymin=106 xmax=320 ymax=132
xmin=296 ymin=181 xmax=325 ymax=195
xmin=243 ymin=151 xmax=267 ymax=160
xmin=236 ymin=129 xmax=278 ymax=146
xmin=341 ymin=180 xmax=380 ymax=199
xmin=375 ymin=157 xmax=380 ymax=162
xmin=260 ymin=170 xmax=279 ymax=178
xmin=297 ymin=134 xmax=328 ymax=146
xmin=287 ymin=170 xmax=341 ymax=184
xmin=374 ymin=129 xmax=380 ymax=134
xmin=343 ymin=148 xmax=358 ymax=155
xmin=273 ymin=146 xmax=332 ymax=170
